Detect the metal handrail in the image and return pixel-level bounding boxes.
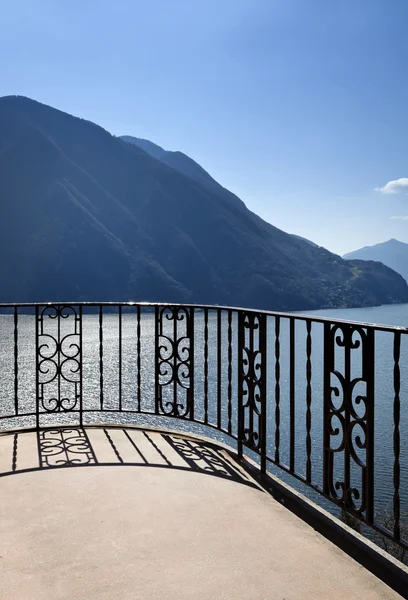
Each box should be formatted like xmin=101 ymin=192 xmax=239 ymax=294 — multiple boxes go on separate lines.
xmin=0 ymin=301 xmax=407 ymax=332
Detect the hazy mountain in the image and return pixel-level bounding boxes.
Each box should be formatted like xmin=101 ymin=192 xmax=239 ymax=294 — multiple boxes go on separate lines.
xmin=1 ymin=95 xmax=407 ymax=310
xmin=343 ymin=239 xmax=408 ymax=283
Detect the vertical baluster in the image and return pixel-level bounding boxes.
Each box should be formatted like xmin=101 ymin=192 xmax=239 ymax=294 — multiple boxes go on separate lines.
xmin=227 ymin=309 xmax=232 ymax=435
xmin=217 ymin=309 xmax=222 ymax=430
xmin=118 ymin=305 xmax=122 ymax=412
xmin=35 ymin=305 xmax=39 ymax=429
xmin=393 ymin=331 xmax=401 ymax=540
xmin=189 ymin=307 xmax=195 ymax=421
xmin=137 ymin=305 xmax=141 ymax=412
xmin=57 ymin=305 xmax=61 ymax=409
xmin=99 ymin=305 xmax=104 ymax=411
xmin=343 ymin=325 xmax=351 ymax=509
xmin=289 ymin=318 xmax=295 ymax=473
xmin=204 ymin=307 xmax=209 ymax=424
xmin=275 ymin=316 xmax=281 ymax=464
xmin=154 ymin=306 xmax=159 ymax=415
xmin=237 ymin=310 xmax=244 ymax=459
xmin=365 ymin=327 xmax=375 ymax=524
xmin=259 ymin=314 xmax=267 ymax=473
xmin=306 ymin=320 xmax=312 ymax=482
xmin=14 ymin=306 xmax=18 ymax=416
xmin=173 ymin=306 xmax=177 ymax=415
xmin=79 ymin=305 xmax=83 ymax=426
xmin=323 ymin=321 xmax=332 ymax=496
xmin=248 ymin=315 xmax=254 ymax=440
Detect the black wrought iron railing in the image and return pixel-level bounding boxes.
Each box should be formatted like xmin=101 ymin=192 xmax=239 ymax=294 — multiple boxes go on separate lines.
xmin=0 ymin=302 xmax=407 ymax=554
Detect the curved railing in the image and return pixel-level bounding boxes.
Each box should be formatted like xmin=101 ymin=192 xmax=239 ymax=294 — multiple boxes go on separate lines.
xmin=0 ymin=301 xmax=407 ymax=555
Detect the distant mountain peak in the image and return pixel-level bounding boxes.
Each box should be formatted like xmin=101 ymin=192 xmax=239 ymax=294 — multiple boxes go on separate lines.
xmin=345 ymin=238 xmax=408 ymax=255
xmin=386 ymin=238 xmax=406 ymax=245
xmin=343 ymin=239 xmax=408 ymax=283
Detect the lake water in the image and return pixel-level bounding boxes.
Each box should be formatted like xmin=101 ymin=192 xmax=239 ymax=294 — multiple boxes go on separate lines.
xmin=0 ymin=302 xmax=407 ymax=525
xmin=299 ymin=302 xmax=408 ymax=328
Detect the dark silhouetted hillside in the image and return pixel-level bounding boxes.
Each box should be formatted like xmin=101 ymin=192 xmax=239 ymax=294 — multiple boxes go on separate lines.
xmin=1 ymin=95 xmax=407 ymax=310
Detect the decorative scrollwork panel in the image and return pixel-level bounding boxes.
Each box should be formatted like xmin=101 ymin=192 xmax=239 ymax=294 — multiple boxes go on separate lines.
xmin=238 ymin=311 xmax=267 ymax=469
xmin=36 ymin=305 xmax=82 ymax=418
xmin=323 ymin=322 xmax=374 ymax=521
xmin=155 ymin=306 xmax=194 ymax=418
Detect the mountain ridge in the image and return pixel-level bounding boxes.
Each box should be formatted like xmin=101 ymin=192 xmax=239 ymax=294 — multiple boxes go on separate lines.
xmin=1 ymin=95 xmax=408 ymax=310
xmin=120 ymin=134 xmax=247 ymax=211
xmin=343 ymin=239 xmax=408 ymax=284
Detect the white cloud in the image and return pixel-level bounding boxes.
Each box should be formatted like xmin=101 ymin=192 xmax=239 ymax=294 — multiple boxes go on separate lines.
xmin=390 ymin=215 xmax=408 ymax=220
xmin=375 ymin=178 xmax=408 ymax=194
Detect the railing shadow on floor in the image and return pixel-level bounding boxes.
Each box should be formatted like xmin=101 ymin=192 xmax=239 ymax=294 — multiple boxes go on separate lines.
xmin=0 ymin=425 xmax=262 ymax=492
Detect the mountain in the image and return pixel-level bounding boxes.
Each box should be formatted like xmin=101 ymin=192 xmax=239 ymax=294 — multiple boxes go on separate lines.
xmin=0 ymin=95 xmax=408 ymax=310
xmin=120 ymin=135 xmax=247 ymax=210
xmin=120 ymin=136 xmax=166 ymax=161
xmin=291 ymin=234 xmax=319 ymax=248
xmin=343 ymin=239 xmax=408 ymax=284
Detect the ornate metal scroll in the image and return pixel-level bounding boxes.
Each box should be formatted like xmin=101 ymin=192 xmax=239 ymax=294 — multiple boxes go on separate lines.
xmin=238 ymin=311 xmax=267 ymax=471
xmin=323 ymin=322 xmax=374 ymax=521
xmin=36 ymin=305 xmax=82 ymax=423
xmin=155 ymin=306 xmax=194 ymax=418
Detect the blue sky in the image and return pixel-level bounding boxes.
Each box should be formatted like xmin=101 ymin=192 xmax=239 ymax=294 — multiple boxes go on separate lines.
xmin=1 ymin=0 xmax=408 ymax=255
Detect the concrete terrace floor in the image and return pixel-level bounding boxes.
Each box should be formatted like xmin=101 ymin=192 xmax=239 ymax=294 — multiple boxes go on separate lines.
xmin=0 ymin=426 xmax=402 ymax=600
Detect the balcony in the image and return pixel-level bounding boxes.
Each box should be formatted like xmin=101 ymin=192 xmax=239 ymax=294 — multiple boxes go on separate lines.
xmin=0 ymin=302 xmax=407 ymax=598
